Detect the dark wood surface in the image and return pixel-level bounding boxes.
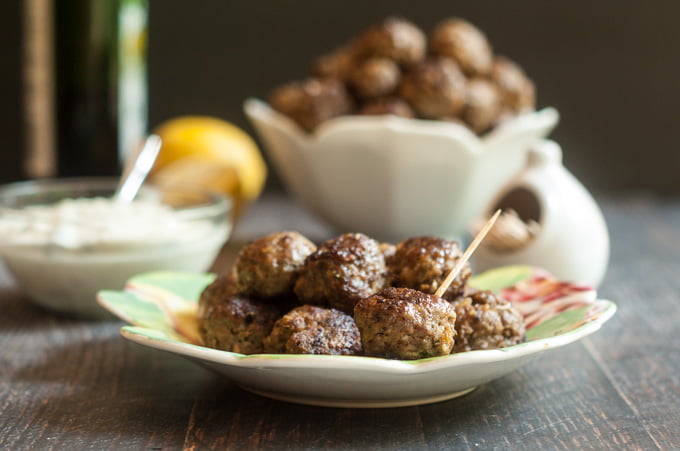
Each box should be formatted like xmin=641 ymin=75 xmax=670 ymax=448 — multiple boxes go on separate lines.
xmin=1 ymin=193 xmax=678 ymax=450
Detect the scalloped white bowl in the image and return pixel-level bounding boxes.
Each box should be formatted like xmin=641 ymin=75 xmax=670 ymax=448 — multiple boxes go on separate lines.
xmin=245 ymin=99 xmax=559 ymax=242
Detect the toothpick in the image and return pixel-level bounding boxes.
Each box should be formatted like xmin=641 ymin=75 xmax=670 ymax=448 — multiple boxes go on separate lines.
xmin=434 ymin=209 xmax=502 ymax=298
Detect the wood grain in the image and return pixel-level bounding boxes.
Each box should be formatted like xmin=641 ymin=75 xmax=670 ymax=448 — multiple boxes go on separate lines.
xmin=0 ymin=193 xmax=678 ymax=450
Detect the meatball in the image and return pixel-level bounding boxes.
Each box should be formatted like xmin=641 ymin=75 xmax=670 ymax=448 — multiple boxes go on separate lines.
xmin=399 ymin=58 xmax=467 ymax=119
xmin=348 ymin=57 xmax=401 ymax=99
xmin=378 ymin=242 xmax=397 ymax=261
xmin=263 ymin=305 xmax=362 ymax=355
xmin=313 ymin=46 xmax=356 ymax=81
xmin=358 ymin=97 xmax=415 ymax=118
xmin=199 ymin=294 xmax=282 ymax=355
xmin=235 ymin=231 xmax=316 ymax=300
xmin=429 ymin=18 xmax=494 ymax=77
xmin=462 ymin=78 xmax=503 ymax=134
xmin=294 ymin=233 xmax=387 ymax=314
xmin=452 ymin=290 xmax=526 ymax=352
xmin=197 ymin=273 xmax=240 ymax=319
xmin=353 ymin=17 xmax=426 ymax=66
xmin=491 ymin=56 xmax=536 ymax=113
xmin=388 ymin=236 xmax=471 ymax=301
xmin=354 ymin=287 xmax=457 ymax=359
xmin=268 ymin=78 xmax=353 ymax=131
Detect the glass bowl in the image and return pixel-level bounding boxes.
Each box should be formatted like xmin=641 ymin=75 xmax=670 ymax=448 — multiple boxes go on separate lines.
xmin=0 ymin=177 xmax=232 ymax=318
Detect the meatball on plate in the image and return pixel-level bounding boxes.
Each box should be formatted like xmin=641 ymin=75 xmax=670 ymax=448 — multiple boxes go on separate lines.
xmin=98 ymin=266 xmax=616 ymax=408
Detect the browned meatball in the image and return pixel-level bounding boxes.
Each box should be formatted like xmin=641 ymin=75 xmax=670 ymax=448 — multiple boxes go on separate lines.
xmin=348 ymin=57 xmax=401 ymax=99
xmin=429 ymin=18 xmax=494 ymax=77
xmin=452 ymin=290 xmax=526 ymax=352
xmin=197 ymin=273 xmax=239 ymax=319
xmin=491 ymin=56 xmax=536 ymax=113
xmin=388 ymin=236 xmax=471 ymax=301
xmin=268 ymin=78 xmax=353 ymax=131
xmin=294 ymin=233 xmax=387 ymax=314
xmin=399 ymin=58 xmax=466 ymax=119
xmin=235 ymin=231 xmax=316 ymax=300
xmin=199 ymin=294 xmax=282 ymax=355
xmin=263 ymin=305 xmax=362 ymax=355
xmin=378 ymin=242 xmax=397 ymax=261
xmin=354 ymin=287 xmax=457 ymax=359
xmin=353 ymin=17 xmax=426 ymax=66
xmin=312 ymin=46 xmax=356 ymax=81
xmin=358 ymin=97 xmax=415 ymax=118
xmin=462 ymin=78 xmax=503 ymax=134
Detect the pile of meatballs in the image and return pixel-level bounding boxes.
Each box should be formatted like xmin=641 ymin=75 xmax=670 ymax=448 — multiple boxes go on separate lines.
xmin=198 ymin=231 xmax=526 ymax=360
xmin=268 ymin=17 xmax=536 ymax=135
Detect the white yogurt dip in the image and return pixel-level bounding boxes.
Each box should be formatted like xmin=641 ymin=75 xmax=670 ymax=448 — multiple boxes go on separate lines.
xmin=0 ymin=195 xmax=230 ymax=317
xmin=0 ymin=197 xmax=220 ymax=251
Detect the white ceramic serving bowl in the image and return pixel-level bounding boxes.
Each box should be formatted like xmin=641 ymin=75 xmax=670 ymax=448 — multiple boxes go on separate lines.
xmin=245 ymin=98 xmax=560 ymax=242
xmin=0 ymin=177 xmax=232 ymax=318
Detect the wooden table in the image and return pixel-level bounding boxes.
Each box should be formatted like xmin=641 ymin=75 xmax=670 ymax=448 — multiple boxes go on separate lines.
xmin=1 ymin=193 xmax=678 ymax=450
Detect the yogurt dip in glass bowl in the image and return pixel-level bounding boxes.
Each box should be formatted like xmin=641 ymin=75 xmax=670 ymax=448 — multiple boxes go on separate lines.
xmin=0 ymin=177 xmax=232 ymax=318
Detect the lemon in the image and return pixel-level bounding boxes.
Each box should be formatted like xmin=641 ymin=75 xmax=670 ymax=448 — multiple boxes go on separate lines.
xmin=150 ymin=116 xmax=267 ymax=217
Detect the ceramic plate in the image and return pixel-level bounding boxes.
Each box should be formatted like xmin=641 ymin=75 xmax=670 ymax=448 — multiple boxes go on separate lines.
xmin=97 ymin=265 xmax=616 ymax=408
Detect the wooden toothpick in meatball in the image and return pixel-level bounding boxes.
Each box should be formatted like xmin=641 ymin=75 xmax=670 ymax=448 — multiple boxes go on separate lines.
xmin=354 ymin=287 xmax=457 ymax=360
xmin=263 ymin=305 xmax=362 ymax=355
xmin=235 ymin=231 xmax=316 ymax=300
xmin=294 ymin=233 xmax=387 ymax=314
xmin=388 ymin=236 xmax=472 ymax=301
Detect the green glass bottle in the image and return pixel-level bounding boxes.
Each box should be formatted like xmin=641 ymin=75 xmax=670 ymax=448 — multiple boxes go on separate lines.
xmin=24 ymin=0 xmax=148 ymax=178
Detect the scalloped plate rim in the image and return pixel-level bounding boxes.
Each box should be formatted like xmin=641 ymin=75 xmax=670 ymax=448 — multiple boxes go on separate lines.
xmin=100 ymin=268 xmax=617 ymax=407
xmin=119 ymin=298 xmax=615 ymax=374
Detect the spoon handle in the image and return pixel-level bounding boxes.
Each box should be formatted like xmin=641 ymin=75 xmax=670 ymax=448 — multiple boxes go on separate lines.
xmin=115 ymin=134 xmax=162 ymax=203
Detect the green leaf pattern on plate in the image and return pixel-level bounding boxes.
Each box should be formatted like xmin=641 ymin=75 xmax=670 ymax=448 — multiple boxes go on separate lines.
xmin=468 ymin=265 xmax=533 ymax=293
xmin=97 ymin=265 xmax=605 ymax=352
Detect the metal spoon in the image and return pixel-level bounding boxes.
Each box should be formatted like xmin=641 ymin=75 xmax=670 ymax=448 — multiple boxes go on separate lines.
xmin=114 ymin=134 xmax=162 ymax=203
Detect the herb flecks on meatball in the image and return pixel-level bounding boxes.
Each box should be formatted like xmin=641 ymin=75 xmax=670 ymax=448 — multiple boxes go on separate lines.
xmin=388 ymin=236 xmax=471 ymax=301
xmin=264 ymin=305 xmax=362 ymax=355
xmin=294 ymin=233 xmax=387 ymax=314
xmin=199 ymin=293 xmax=282 ymax=355
xmin=235 ymin=231 xmax=316 ymax=300
xmin=452 ymin=289 xmax=526 ymax=352
xmin=354 ymin=287 xmax=457 ymax=360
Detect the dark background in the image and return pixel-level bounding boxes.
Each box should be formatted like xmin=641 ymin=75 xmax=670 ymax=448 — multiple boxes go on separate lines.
xmin=2 ymin=0 xmax=679 ymax=194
